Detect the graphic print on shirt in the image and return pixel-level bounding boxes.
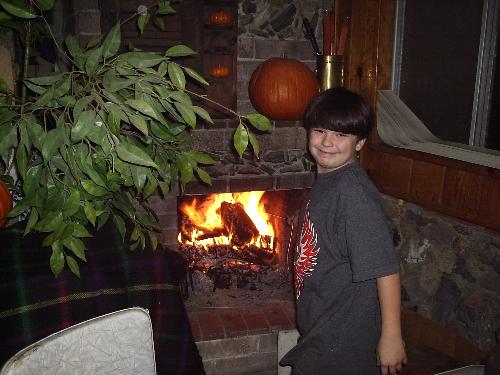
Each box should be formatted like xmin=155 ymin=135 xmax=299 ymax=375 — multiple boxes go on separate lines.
xmin=295 ymin=202 xmax=320 ymax=299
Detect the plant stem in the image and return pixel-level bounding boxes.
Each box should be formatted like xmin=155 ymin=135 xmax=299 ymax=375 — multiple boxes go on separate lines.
xmin=184 ymin=88 xmax=240 ymax=119
xmin=20 ymin=17 xmax=32 ymax=111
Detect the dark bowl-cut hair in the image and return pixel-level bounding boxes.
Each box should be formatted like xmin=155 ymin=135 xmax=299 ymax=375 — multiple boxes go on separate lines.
xmin=303 ymin=87 xmax=374 ymax=139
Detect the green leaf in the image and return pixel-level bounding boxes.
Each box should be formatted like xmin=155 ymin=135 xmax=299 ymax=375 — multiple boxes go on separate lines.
xmin=157 ymin=61 xmax=168 ymax=76
xmin=50 ymin=244 xmax=65 ymax=277
xmin=0 ymin=124 xmax=17 ymax=163
xmin=129 ymin=225 xmax=139 ymax=243
xmin=195 ymin=166 xmax=211 ymax=185
xmin=97 ymin=211 xmax=110 ymax=230
xmin=73 ymin=96 xmax=94 ymax=120
xmin=137 ymin=13 xmax=149 ymax=34
xmin=66 ymin=255 xmax=80 ymax=278
xmin=102 ymin=21 xmax=121 ymax=59
xmin=115 ymin=142 xmax=159 ymax=169
xmin=22 ymin=165 xmax=42 ymax=196
xmin=63 ymin=237 xmax=87 ymax=261
xmin=63 ymin=189 xmax=81 ymax=218
xmin=176 ymin=153 xmax=193 ymax=188
xmin=248 ymin=131 xmax=260 ymax=158
xmin=168 ymin=90 xmax=192 ymax=105
xmin=0 ymin=1 xmax=37 ymax=18
xmin=85 ymin=46 xmax=103 ymax=75
xmin=15 ymin=144 xmax=27 ymax=178
xmin=71 ymin=110 xmax=96 ymax=142
xmin=153 ymin=16 xmax=165 ymax=31
xmin=143 ymin=175 xmax=157 ymax=198
xmin=36 ymin=211 xmax=63 ymax=232
xmin=125 ymin=99 xmax=162 ymax=122
xmin=24 ymin=80 xmax=47 ymax=94
xmin=245 ymin=113 xmax=273 ymax=132
xmin=168 ymin=62 xmax=186 ymax=89
xmin=148 ymin=231 xmax=158 ymax=250
xmin=33 ymin=86 xmax=54 ymax=107
xmin=82 ymin=164 xmax=107 ymax=188
xmin=150 ymin=121 xmax=175 ymax=140
xmin=86 ymin=34 xmax=102 ymax=49
xmin=130 ymin=164 xmax=148 ymax=192
xmin=81 ymin=179 xmax=109 ymax=197
xmin=73 ymin=223 xmax=92 ymax=238
xmin=41 ymin=128 xmax=61 ymax=162
xmin=34 ymin=0 xmax=55 ymax=11
xmin=53 ymin=74 xmax=71 ymax=98
xmin=157 ymin=1 xmax=176 ymax=14
xmin=129 ymin=114 xmax=149 ymax=135
xmin=234 ymin=123 xmax=249 ymax=157
xmin=174 ymin=102 xmax=196 ymax=127
xmin=183 ymin=67 xmax=209 ymax=86
xmin=23 ymin=208 xmax=39 ymax=236
xmin=84 ymin=201 xmax=96 ymax=226
xmin=65 ymin=35 xmax=84 ymax=67
xmin=165 ymin=45 xmax=197 ymax=58
xmin=188 ymin=151 xmax=216 ymax=164
xmin=113 ymin=214 xmax=126 ymax=242
xmin=6 ymin=197 xmax=32 ymax=218
xmin=192 ymin=106 xmax=213 ymax=124
xmin=123 ymin=52 xmax=164 ymax=69
xmin=103 ymin=70 xmax=135 ymax=92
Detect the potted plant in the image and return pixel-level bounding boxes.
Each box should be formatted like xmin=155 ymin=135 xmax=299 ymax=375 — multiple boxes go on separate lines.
xmin=0 ymin=0 xmax=272 ymax=277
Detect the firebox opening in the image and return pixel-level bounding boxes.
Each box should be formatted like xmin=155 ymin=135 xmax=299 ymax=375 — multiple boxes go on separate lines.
xmin=177 ymin=189 xmax=308 ymax=301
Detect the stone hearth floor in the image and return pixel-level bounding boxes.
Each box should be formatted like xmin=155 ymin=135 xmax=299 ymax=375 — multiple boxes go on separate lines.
xmin=187 ymin=300 xmax=295 ymax=342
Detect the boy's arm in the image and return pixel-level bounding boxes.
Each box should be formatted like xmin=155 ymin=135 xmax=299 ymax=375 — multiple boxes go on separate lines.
xmin=376 ymin=273 xmax=407 ymax=375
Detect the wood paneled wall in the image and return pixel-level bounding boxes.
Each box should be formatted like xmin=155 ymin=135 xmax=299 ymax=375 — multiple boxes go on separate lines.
xmin=348 ymin=0 xmax=500 ymax=233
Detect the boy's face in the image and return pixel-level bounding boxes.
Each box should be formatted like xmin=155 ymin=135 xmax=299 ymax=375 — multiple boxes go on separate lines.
xmin=308 ymin=128 xmax=366 ymax=174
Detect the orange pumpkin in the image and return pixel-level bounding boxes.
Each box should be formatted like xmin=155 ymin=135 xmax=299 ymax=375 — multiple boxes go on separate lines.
xmin=0 ymin=180 xmax=13 ymax=227
xmin=209 ymin=10 xmax=232 ymax=26
xmin=209 ymin=65 xmax=230 ymax=78
xmin=248 ymin=57 xmax=320 ymax=120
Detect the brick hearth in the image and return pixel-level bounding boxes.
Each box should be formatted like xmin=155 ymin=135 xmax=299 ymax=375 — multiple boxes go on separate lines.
xmin=187 ymin=301 xmax=296 ymax=375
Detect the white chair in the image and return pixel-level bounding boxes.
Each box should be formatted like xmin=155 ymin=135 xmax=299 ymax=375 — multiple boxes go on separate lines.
xmin=0 ymin=307 xmax=156 ymax=375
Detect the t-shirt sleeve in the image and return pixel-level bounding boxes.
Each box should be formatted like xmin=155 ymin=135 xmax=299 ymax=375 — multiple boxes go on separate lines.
xmin=342 ymin=186 xmax=400 ymax=282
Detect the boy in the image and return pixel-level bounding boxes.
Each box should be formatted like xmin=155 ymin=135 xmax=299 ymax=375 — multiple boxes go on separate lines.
xmin=280 ymin=87 xmax=407 ymax=375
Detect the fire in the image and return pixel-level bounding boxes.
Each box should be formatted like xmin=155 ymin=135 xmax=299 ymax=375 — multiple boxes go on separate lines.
xmin=178 ymin=191 xmax=275 ymax=250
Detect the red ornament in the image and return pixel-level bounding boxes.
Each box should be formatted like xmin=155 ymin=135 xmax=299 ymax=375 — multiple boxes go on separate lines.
xmin=0 ymin=180 xmax=13 ymax=227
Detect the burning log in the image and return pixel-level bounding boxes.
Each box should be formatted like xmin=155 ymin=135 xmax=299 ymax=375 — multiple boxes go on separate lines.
xmin=220 ymin=201 xmax=259 ymax=247
xmin=195 ymin=228 xmax=227 ymax=241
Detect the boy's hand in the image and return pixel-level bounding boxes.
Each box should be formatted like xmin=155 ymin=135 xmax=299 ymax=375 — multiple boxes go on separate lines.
xmin=376 ymin=334 xmax=407 ymax=375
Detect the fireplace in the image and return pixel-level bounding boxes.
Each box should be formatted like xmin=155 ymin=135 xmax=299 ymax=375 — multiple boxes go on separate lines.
xmin=172 ymin=188 xmax=309 ymax=374
xmin=177 ymin=189 xmax=307 ymax=305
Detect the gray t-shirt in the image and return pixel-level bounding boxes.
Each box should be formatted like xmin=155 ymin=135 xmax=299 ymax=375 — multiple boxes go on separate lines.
xmin=280 ymin=162 xmax=400 ymax=375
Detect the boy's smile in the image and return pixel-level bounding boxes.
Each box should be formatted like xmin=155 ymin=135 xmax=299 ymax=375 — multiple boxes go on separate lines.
xmin=308 ymin=128 xmax=366 ymax=173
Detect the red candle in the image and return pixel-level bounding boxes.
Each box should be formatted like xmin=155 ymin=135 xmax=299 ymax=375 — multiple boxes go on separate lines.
xmin=322 ymin=10 xmax=333 ymax=55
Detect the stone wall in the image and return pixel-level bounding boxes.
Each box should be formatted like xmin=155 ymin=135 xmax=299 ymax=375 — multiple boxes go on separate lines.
xmin=382 ymin=195 xmax=500 ymax=350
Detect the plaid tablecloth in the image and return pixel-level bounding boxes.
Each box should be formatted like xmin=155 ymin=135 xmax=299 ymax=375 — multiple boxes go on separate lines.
xmin=0 ymin=221 xmax=204 ymax=375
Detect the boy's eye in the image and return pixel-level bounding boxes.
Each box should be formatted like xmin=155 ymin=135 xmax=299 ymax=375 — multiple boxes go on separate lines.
xmin=312 ymin=128 xmax=326 ymax=134
xmin=336 ymin=133 xmax=349 ymax=137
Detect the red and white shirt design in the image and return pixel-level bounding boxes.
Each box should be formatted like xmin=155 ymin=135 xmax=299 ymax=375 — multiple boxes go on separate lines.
xmin=294 ymin=202 xmax=320 ymax=299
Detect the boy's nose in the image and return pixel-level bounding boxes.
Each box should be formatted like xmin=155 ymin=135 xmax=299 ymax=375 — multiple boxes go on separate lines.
xmin=321 ymin=132 xmax=336 ymax=146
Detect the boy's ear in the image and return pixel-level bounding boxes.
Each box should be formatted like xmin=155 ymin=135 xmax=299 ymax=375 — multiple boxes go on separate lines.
xmin=355 ymin=138 xmax=366 ymax=151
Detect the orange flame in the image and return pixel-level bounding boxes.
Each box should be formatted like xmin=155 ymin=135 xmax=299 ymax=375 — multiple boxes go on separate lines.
xmin=178 ymin=191 xmax=275 ymax=250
